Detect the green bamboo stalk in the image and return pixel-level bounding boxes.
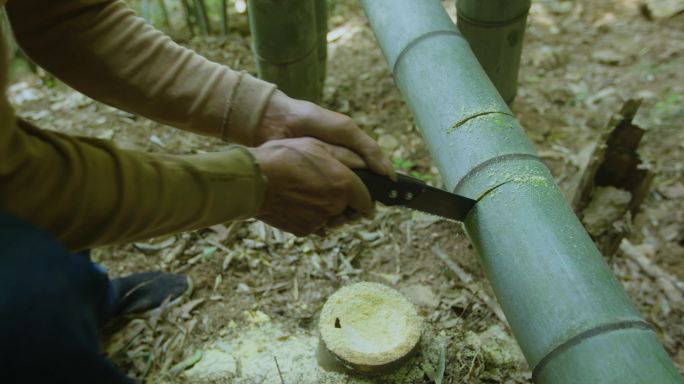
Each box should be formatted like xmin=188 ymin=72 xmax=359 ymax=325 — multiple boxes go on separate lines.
xmin=314 ymin=0 xmax=328 ymax=87
xmin=360 ymin=1 xmax=683 ymax=382
xmin=140 ymin=0 xmax=151 ymax=22
xmin=180 ymin=0 xmax=196 ymax=37
xmin=455 ymin=0 xmax=530 ymax=104
xmin=247 ymin=0 xmax=321 ymax=102
xmin=157 ymin=0 xmax=171 ymax=30
xmin=220 ymin=0 xmax=230 ymax=36
xmin=194 ymin=0 xmax=211 ymax=36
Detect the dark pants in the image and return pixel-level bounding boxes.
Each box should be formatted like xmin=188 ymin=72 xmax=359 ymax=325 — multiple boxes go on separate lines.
xmin=0 ymin=212 xmax=133 ymax=383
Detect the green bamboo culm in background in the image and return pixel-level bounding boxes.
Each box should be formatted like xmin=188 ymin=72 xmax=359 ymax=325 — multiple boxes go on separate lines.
xmin=456 ymin=0 xmax=530 ymax=104
xmin=315 ymin=0 xmax=328 ymax=86
xmin=360 ymin=1 xmax=683 ymax=382
xmin=219 ymin=0 xmax=229 ymax=36
xmin=247 ymin=0 xmax=322 ymax=102
xmin=194 ymin=0 xmax=211 ymax=35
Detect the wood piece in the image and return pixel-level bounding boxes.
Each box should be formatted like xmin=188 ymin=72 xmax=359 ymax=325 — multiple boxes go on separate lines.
xmin=573 ymin=99 xmax=654 ymax=256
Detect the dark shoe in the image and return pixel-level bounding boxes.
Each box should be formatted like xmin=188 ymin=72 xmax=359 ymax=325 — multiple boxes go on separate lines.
xmin=110 ymin=272 xmax=188 ymax=318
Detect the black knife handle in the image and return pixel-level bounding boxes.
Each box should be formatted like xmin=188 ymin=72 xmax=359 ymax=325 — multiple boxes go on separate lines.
xmin=353 ymin=169 xmax=426 ymax=206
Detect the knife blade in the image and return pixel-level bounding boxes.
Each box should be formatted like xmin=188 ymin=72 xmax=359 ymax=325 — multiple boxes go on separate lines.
xmin=353 ymin=169 xmax=476 ymax=222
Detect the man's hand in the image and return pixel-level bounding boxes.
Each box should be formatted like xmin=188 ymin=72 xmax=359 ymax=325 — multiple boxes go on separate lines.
xmin=249 ymin=137 xmax=373 ymax=237
xmin=257 ymin=90 xmax=395 ymax=179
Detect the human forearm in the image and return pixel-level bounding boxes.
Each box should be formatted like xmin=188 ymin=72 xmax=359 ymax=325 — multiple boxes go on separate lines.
xmin=0 ymin=119 xmax=266 ymax=251
xmin=6 ymin=0 xmax=275 ymax=145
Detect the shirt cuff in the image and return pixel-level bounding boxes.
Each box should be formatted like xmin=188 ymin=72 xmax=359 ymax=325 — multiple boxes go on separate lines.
xmin=221 ymin=72 xmax=277 ymax=146
xmin=189 ymin=145 xmax=269 ymax=220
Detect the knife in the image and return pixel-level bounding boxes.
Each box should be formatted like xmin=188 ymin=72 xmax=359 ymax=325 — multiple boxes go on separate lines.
xmin=353 ymin=169 xmax=476 ymax=222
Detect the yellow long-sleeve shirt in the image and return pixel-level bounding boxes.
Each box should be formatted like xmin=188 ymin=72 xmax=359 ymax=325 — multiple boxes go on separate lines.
xmin=0 ymin=0 xmax=277 ymax=251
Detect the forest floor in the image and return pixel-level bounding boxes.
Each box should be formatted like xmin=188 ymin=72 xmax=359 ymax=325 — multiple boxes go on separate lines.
xmin=9 ymin=0 xmax=684 ymax=383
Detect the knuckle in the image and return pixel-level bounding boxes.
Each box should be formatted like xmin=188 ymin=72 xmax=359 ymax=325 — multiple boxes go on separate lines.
xmin=369 ymin=142 xmax=383 ymax=155
xmin=299 ymin=136 xmax=319 ymax=148
xmin=340 ymin=116 xmax=357 ymax=129
xmin=340 ymin=116 xmax=356 ymax=129
xmin=329 ymin=170 xmax=352 ymax=192
xmin=325 ymin=198 xmax=346 ymax=215
xmin=295 ymin=101 xmax=318 ymax=121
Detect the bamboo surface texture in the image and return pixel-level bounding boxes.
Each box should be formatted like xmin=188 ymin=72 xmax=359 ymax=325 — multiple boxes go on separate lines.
xmin=248 ymin=0 xmax=321 ymax=102
xmin=360 ymin=0 xmax=683 ymax=382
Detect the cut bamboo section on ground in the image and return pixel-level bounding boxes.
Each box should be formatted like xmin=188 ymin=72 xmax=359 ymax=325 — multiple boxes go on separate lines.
xmin=247 ymin=0 xmax=322 ymax=102
xmin=360 ymin=1 xmax=683 ymax=382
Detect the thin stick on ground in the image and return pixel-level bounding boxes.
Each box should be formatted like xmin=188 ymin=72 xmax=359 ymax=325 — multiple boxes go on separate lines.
xmin=620 ymin=239 xmax=684 ymax=305
xmin=432 ymin=245 xmax=507 ymax=324
xmin=274 ymin=355 xmax=285 ymax=384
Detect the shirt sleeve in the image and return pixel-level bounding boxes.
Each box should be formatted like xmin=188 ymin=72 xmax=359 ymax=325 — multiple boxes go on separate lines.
xmin=0 ymin=107 xmax=267 ymax=251
xmin=5 ymin=0 xmax=276 ymax=146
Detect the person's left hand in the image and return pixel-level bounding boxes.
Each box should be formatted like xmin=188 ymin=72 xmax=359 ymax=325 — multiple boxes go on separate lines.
xmin=257 ymin=90 xmax=396 ymax=180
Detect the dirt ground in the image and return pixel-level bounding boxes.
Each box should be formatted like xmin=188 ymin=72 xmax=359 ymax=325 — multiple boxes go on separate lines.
xmin=8 ymin=0 xmax=684 ymax=382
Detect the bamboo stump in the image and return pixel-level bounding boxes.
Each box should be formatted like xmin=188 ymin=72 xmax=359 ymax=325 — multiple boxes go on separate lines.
xmin=317 ymin=282 xmax=422 ymax=375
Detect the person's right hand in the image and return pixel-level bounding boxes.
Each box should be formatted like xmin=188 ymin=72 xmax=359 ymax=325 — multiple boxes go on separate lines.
xmin=249 ymin=137 xmax=374 ymax=237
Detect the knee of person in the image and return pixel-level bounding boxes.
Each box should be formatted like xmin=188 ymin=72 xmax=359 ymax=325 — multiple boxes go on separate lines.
xmin=0 ymin=269 xmax=77 ymax=322
xmin=0 ymin=246 xmax=107 ymax=331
